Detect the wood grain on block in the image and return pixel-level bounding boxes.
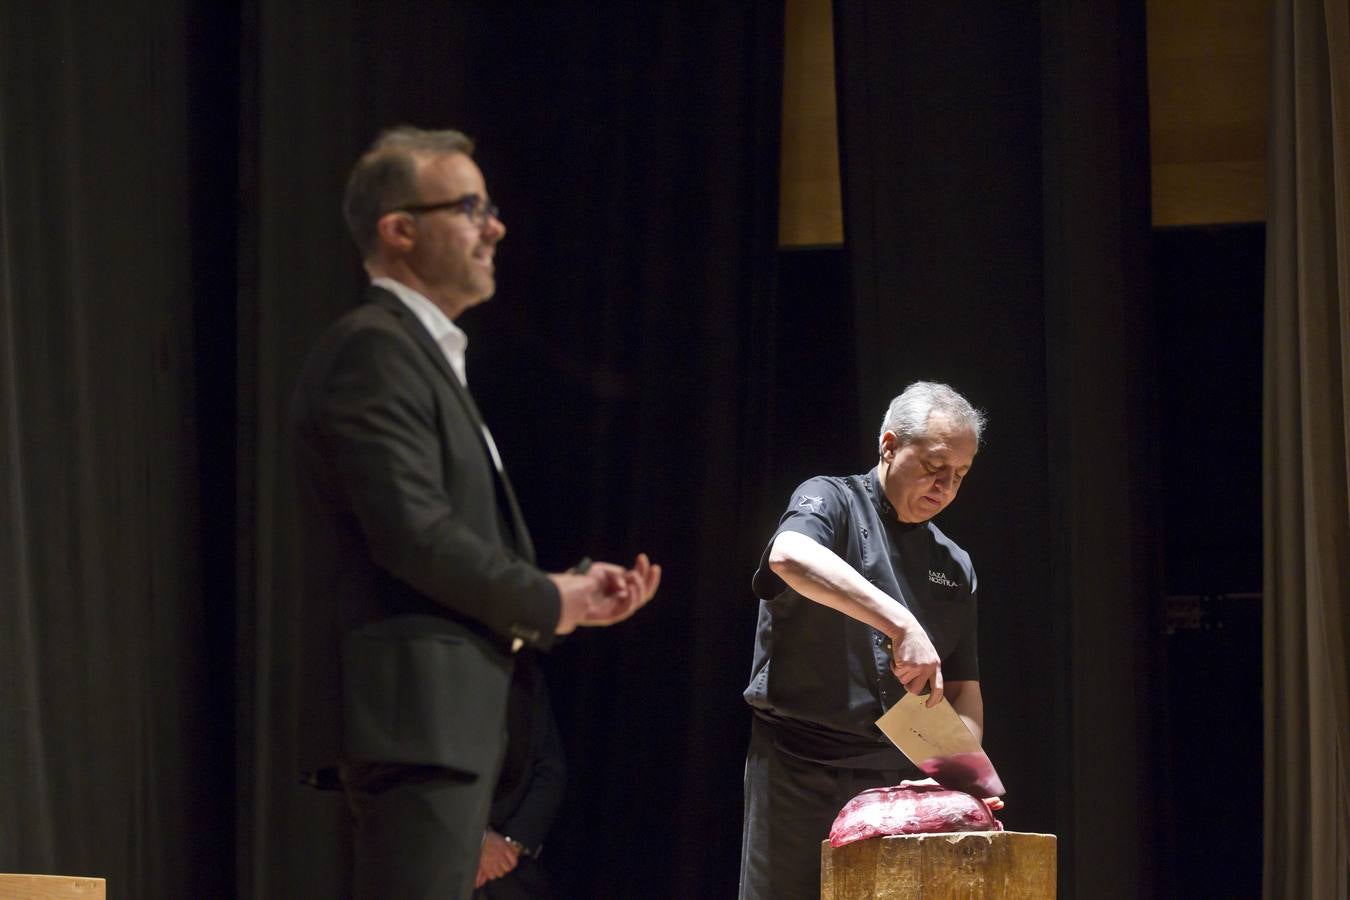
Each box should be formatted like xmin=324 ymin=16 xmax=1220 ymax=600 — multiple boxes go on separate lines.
xmin=821 ymin=831 xmax=1056 ymax=899
xmin=0 ymin=875 xmax=106 ymax=900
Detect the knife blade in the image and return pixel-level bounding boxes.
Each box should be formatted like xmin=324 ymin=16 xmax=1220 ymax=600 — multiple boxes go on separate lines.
xmin=875 ymin=691 xmax=1006 ymax=799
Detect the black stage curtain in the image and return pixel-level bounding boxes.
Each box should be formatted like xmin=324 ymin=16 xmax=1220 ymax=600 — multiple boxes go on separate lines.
xmin=834 ymin=1 xmax=1158 ymax=896
xmin=2 ymin=1 xmax=784 ymax=897
xmin=1 ymin=1 xmax=1167 ymax=897
xmin=0 ymin=1 xmax=239 ymax=897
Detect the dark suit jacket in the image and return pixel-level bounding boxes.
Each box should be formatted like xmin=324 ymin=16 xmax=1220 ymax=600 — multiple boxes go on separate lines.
xmin=291 ymin=285 xmax=561 ymax=778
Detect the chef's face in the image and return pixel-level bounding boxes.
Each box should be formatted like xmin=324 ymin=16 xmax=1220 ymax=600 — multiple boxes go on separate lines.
xmin=878 ymin=412 xmax=977 ymax=523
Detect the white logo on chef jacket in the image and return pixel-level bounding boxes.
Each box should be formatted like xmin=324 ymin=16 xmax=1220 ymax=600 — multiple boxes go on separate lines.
xmin=797 ymin=494 xmax=824 ymax=514
xmin=928 ymin=570 xmax=959 ymax=588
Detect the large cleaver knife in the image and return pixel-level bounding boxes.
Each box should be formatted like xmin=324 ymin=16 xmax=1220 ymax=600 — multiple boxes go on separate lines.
xmin=875 ymin=691 xmax=1006 ymax=799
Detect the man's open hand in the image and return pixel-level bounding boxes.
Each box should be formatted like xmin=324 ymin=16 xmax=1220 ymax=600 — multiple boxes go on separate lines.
xmin=552 ymin=553 xmax=661 ymax=634
xmin=580 ymin=553 xmax=661 ymax=626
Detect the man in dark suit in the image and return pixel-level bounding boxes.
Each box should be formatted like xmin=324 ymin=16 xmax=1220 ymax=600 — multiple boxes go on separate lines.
xmin=291 ymin=126 xmax=661 ymax=900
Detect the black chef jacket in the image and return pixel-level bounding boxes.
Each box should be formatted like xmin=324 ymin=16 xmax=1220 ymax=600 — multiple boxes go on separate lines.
xmin=743 ymin=468 xmax=979 ymax=767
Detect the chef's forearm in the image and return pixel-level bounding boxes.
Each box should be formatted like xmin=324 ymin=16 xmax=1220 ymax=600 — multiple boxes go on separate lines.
xmin=768 ymin=530 xmax=923 ymax=638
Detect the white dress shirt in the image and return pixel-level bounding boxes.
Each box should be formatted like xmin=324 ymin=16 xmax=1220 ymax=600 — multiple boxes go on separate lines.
xmin=371 ymin=277 xmax=504 ymax=472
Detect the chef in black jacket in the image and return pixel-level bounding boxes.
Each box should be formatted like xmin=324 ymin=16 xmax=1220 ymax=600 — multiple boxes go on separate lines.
xmin=738 ymin=382 xmax=990 ymax=900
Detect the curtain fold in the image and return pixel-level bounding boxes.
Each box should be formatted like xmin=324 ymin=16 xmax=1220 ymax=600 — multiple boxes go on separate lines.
xmin=0 ymin=2 xmax=236 ymax=895
xmin=1263 ymin=0 xmax=1350 ymax=897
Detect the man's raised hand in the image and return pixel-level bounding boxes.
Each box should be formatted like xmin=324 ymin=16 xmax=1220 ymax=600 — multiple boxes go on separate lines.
xmin=580 ymin=553 xmax=661 ymax=627
xmin=550 ymin=553 xmax=661 ymax=634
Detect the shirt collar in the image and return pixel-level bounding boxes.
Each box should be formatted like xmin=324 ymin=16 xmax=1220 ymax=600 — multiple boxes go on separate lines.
xmin=371 ymin=276 xmax=468 ymax=385
xmin=866 ymin=466 xmax=921 ymax=531
xmin=865 ymin=466 xmax=897 ymax=519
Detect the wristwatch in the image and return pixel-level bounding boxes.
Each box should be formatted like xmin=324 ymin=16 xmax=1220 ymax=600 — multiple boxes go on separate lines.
xmin=502 ymin=834 xmax=540 ymax=858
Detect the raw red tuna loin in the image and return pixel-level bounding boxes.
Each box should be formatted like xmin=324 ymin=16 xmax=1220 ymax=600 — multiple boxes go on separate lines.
xmin=829 ymin=782 xmax=1003 ymax=848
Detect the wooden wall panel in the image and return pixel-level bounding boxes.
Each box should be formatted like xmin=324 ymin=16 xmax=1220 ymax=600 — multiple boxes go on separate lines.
xmin=1147 ymin=0 xmax=1271 ymax=225
xmin=780 ymin=0 xmax=843 ymax=247
xmin=781 ymin=0 xmax=1272 ymax=234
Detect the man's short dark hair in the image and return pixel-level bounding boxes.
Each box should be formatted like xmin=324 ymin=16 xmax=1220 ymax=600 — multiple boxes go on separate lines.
xmin=343 ymin=126 xmax=475 ymax=258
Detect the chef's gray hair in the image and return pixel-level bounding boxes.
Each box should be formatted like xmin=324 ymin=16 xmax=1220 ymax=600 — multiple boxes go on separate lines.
xmin=879 ymin=382 xmax=986 ymax=450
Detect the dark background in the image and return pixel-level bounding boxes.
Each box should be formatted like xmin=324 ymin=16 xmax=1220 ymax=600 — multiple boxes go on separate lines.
xmin=0 ymin=2 xmax=1263 ymax=897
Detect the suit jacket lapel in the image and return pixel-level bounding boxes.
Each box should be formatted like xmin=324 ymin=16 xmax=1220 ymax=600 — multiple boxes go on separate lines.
xmin=366 ymin=286 xmax=537 ymax=563
xmin=367 ymin=285 xmax=462 ymax=393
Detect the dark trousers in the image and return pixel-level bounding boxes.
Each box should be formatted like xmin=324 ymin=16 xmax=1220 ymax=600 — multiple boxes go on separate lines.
xmin=342 ymin=762 xmax=495 ymax=900
xmin=738 ymin=717 xmax=909 ymax=900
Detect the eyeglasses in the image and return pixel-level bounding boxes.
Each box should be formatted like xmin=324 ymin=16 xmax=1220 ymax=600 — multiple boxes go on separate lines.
xmin=394 ymin=193 xmax=500 ymax=228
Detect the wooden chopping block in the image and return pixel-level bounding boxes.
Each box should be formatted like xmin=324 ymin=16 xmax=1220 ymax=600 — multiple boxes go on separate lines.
xmin=0 ymin=875 xmax=106 ymax=900
xmin=821 ymin=831 xmax=1057 ymax=899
